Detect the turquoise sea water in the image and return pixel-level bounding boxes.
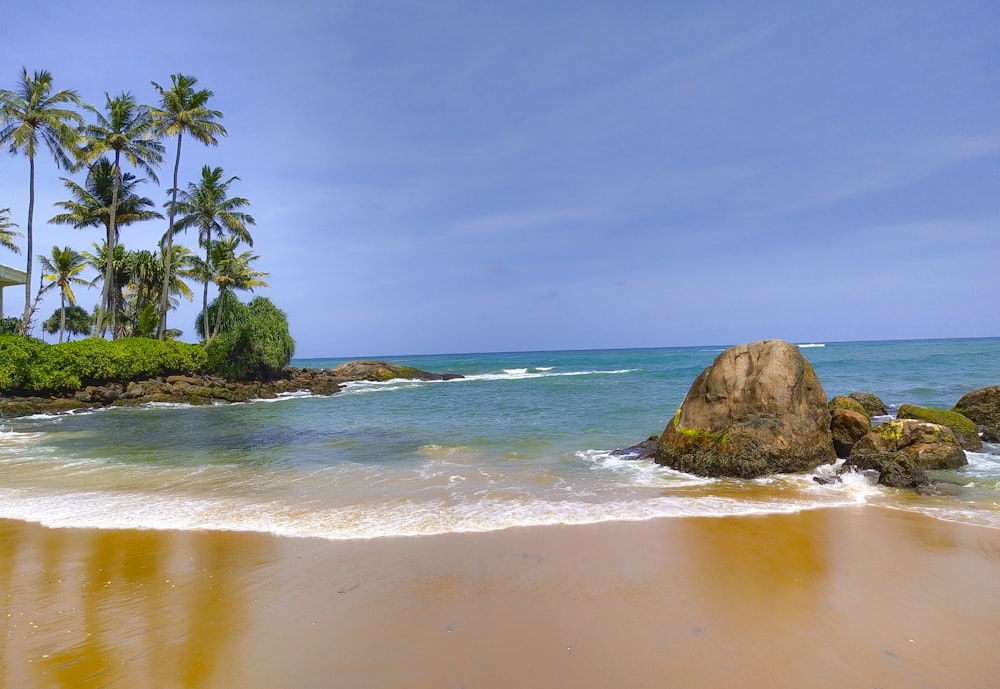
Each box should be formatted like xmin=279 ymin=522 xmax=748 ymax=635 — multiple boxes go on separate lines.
xmin=1 ymin=338 xmax=998 ymax=538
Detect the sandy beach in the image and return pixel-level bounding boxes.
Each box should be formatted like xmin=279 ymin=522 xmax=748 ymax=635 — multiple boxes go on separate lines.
xmin=2 ymin=506 xmax=999 ymax=688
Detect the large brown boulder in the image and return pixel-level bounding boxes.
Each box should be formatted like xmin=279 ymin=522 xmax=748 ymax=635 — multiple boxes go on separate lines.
xmin=655 ymin=340 xmax=835 ymax=478
xmin=830 ymin=408 xmax=871 ymax=458
xmin=952 ymin=386 xmax=1000 ymax=427
xmin=846 ymin=419 xmax=967 ymax=487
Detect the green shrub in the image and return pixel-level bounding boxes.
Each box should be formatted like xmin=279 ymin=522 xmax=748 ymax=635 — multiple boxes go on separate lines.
xmin=0 ymin=335 xmax=44 ymax=391
xmin=0 ymin=317 xmax=20 ymax=335
xmin=204 ymin=296 xmax=295 ymax=380
xmin=0 ymin=335 xmax=208 ymax=394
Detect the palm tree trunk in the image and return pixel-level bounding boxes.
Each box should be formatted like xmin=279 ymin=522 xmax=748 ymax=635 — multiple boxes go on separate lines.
xmin=95 ymin=155 xmax=121 ymax=339
xmin=209 ymin=288 xmax=228 ymax=344
xmin=158 ymin=131 xmax=183 ymax=340
xmin=18 ymin=156 xmax=35 ymax=336
xmin=202 ymin=229 xmax=211 ymax=342
xmin=59 ymin=290 xmax=66 ymax=344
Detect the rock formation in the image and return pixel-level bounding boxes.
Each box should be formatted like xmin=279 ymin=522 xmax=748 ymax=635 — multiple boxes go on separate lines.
xmin=0 ymin=361 xmax=463 ymax=418
xmin=655 ymin=339 xmax=835 ymax=478
xmin=329 ymin=360 xmax=463 ymax=382
xmin=830 ymin=408 xmax=871 ymax=458
xmin=952 ymin=386 xmax=1000 ymax=443
xmin=846 ymin=419 xmax=967 ymax=487
xmin=896 ymin=404 xmax=982 ymax=451
xmin=847 ymin=392 xmax=888 ymax=417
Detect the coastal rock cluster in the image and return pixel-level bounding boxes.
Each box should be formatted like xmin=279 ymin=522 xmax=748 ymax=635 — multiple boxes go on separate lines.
xmin=640 ymin=339 xmax=997 ymax=490
xmin=0 ymin=361 xmax=463 ymax=418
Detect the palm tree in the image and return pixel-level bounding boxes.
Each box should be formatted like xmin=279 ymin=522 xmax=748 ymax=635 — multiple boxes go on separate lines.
xmin=42 ymin=304 xmax=92 ymax=340
xmin=172 ymin=166 xmax=254 ymax=341
xmin=192 ymin=236 xmax=269 ymax=344
xmin=150 ymin=73 xmax=226 ymax=339
xmin=0 ymin=207 xmax=22 ymax=254
xmin=38 ymin=245 xmax=88 ymax=343
xmin=0 ymin=68 xmax=84 ymax=334
xmin=79 ymin=92 xmax=164 ymax=337
xmin=118 ymin=249 xmax=161 ymax=337
xmin=50 ymin=157 xmax=163 ymax=236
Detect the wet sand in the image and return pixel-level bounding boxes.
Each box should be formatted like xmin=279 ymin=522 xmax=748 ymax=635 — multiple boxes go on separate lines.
xmin=2 ymin=506 xmax=999 ymax=688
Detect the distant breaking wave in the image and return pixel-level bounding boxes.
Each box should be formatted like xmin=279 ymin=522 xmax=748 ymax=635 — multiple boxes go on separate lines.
xmin=340 ymin=366 xmax=639 ymax=394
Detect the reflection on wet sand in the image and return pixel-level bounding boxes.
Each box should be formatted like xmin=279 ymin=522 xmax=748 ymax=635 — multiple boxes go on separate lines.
xmin=2 ymin=508 xmax=1000 ymax=689
xmin=0 ymin=521 xmax=275 ymax=689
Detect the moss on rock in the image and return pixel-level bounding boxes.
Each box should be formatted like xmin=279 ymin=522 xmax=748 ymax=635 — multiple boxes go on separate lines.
xmin=829 ymin=395 xmax=868 ymax=416
xmin=896 ymin=404 xmax=981 ymax=451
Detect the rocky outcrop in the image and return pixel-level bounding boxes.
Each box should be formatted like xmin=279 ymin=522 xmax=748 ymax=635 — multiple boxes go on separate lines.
xmin=847 ymin=392 xmax=888 ymax=417
xmin=952 ymin=386 xmax=1000 ymax=427
xmin=896 ymin=404 xmax=982 ymax=451
xmin=655 ymin=340 xmax=836 ymax=478
xmin=829 ymin=395 xmax=868 ymax=416
xmin=846 ymin=419 xmax=967 ymax=487
xmin=329 ymin=360 xmax=463 ymax=382
xmin=830 ymin=408 xmax=871 ymax=458
xmin=0 ymin=361 xmax=463 ymax=418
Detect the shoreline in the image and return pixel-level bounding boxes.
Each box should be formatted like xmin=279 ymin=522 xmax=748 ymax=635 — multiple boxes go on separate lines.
xmin=4 ymin=505 xmax=999 ymax=688
xmin=0 ymin=359 xmax=460 ymax=418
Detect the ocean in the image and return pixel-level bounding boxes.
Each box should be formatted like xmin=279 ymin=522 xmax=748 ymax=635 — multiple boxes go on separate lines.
xmin=1 ymin=338 xmax=998 ymax=537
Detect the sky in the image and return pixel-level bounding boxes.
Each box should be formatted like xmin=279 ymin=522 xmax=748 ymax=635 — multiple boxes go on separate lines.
xmin=1 ymin=0 xmax=998 ymax=358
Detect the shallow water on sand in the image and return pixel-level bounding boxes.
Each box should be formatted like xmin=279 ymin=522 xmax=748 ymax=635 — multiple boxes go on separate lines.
xmin=1 ymin=338 xmax=998 ymax=538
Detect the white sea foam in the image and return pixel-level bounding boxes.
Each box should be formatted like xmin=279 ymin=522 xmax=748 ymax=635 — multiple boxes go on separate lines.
xmin=460 ymin=368 xmax=638 ymax=383
xmin=797 ymin=343 xmax=826 ymax=348
xmin=0 ymin=484 xmax=887 ymax=540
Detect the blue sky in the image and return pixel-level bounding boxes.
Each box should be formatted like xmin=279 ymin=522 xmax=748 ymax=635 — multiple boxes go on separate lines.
xmin=1 ymin=1 xmax=998 ymax=357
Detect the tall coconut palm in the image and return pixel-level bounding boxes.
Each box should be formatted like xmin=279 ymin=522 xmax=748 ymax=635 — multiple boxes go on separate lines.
xmin=0 ymin=68 xmax=84 ymax=334
xmin=79 ymin=92 xmax=164 ymax=337
xmin=0 ymin=207 xmax=22 ymax=255
xmin=150 ymin=73 xmax=226 ymax=340
xmin=38 ymin=245 xmax=88 ymax=343
xmin=171 ymin=166 xmax=254 ymax=341
xmin=50 ymin=157 xmax=163 ymax=237
xmin=192 ymin=236 xmax=269 ymax=344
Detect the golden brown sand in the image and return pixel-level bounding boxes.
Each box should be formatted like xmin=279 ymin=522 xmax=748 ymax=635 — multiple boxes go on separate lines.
xmin=2 ymin=507 xmax=999 ymax=688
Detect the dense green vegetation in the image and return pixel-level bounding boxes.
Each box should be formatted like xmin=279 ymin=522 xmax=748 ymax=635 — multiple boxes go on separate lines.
xmin=0 ymin=335 xmax=207 ymax=393
xmin=201 ymin=296 xmax=294 ymax=380
xmin=0 ymin=67 xmax=296 ymax=382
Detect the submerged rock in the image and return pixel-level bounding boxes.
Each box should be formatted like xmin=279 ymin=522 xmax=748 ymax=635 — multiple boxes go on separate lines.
xmin=655 ymin=339 xmax=835 ymax=478
xmin=611 ymin=436 xmax=659 ymax=461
